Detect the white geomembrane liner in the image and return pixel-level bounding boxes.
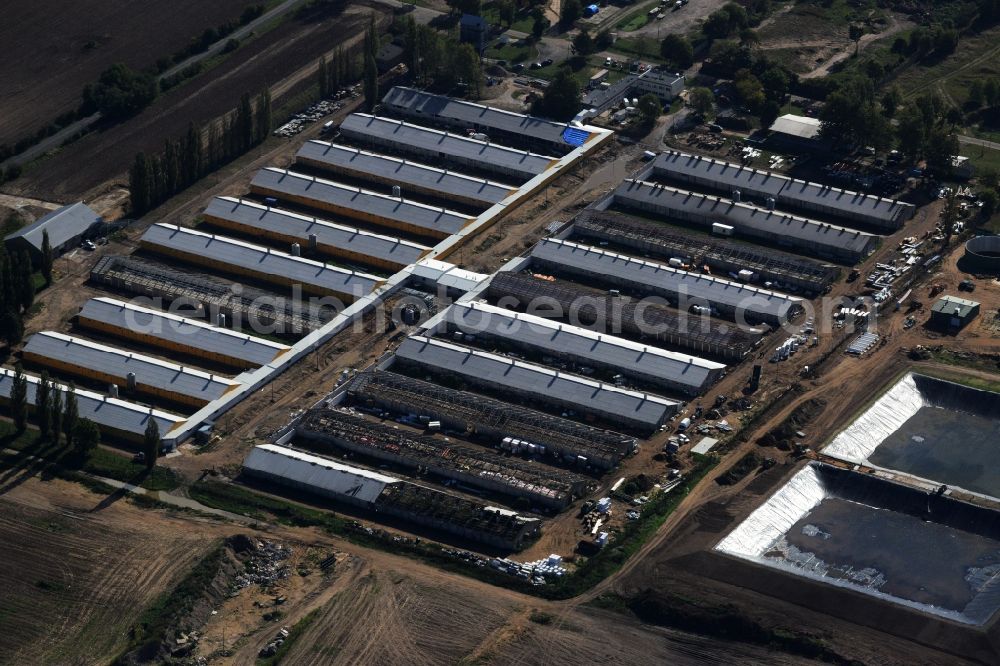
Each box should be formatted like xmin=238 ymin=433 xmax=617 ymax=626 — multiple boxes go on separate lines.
xmin=822 ymin=372 xmax=924 ymax=464
xmin=715 ymin=463 xmax=826 ymax=557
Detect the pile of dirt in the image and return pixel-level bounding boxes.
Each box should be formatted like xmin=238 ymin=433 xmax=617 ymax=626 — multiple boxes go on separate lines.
xmin=116 ymin=534 xmax=288 ymax=664
xmin=756 ymin=398 xmax=827 ymax=450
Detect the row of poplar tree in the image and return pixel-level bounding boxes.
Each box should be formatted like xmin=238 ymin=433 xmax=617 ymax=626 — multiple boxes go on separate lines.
xmin=129 ymin=89 xmax=272 ymax=215
xmin=7 ymin=364 xmax=162 ymax=469
xmin=0 ymin=237 xmax=50 ymax=347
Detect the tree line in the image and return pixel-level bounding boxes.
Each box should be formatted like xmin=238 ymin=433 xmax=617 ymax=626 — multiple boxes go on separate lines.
xmin=400 ymin=17 xmax=483 ymax=99
xmin=317 ymin=48 xmax=357 ymax=99
xmin=0 ymin=237 xmax=44 ymax=347
xmin=8 ymin=364 xmax=162 ymax=469
xmin=129 ymin=89 xmax=272 ymax=215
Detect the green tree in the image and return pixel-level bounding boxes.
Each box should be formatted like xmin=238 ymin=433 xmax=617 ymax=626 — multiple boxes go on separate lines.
xmin=979 ymin=189 xmax=998 ymax=219
xmin=0 ymin=309 xmax=23 ymax=346
xmin=40 ymin=230 xmax=53 ymax=286
xmin=881 ymin=86 xmax=902 ymax=118
xmin=363 ymin=20 xmax=379 ymax=112
xmin=15 ymin=251 xmax=33 ymax=313
xmin=237 ymin=92 xmax=255 ymax=153
xmin=531 ymin=12 xmax=549 ymax=40
xmin=758 ymin=99 xmax=781 ymax=129
xmin=499 ymin=0 xmax=516 ymax=27
xmin=941 ymin=189 xmax=960 ymax=246
xmin=848 ymin=24 xmax=864 ymax=56
xmin=896 ymin=107 xmax=926 ymax=161
xmin=35 ymin=371 xmax=51 ymax=440
xmin=82 ymin=63 xmax=158 ymax=120
xmin=573 ymin=29 xmax=595 ymax=56
xmin=143 ymin=417 xmax=160 ymax=470
xmin=318 ymin=55 xmax=330 ymax=98
xmin=733 ymin=69 xmax=765 ymax=113
xmin=454 ymin=43 xmax=483 ymax=98
xmin=50 ymin=387 xmax=63 ymax=447
xmin=255 ymin=89 xmax=272 ymax=144
xmin=560 ymin=0 xmax=582 ymax=25
xmin=63 ymin=382 xmax=79 ymax=450
xmin=689 ymin=87 xmax=715 ymax=116
xmin=74 ymin=419 xmax=101 ymax=461
xmin=967 ymin=81 xmax=984 ymax=109
xmin=660 ymin=34 xmax=694 ymax=69
xmin=531 ymin=69 xmax=581 ymax=121
xmin=636 ymin=94 xmax=662 ymax=126
xmin=182 ymin=122 xmax=203 ymax=184
xmin=925 ymin=127 xmax=959 ymax=176
xmin=129 ymin=152 xmax=153 ymax=215
xmin=10 ymin=363 xmax=28 ymax=434
xmin=984 ymin=79 xmax=1000 ymax=106
xmin=594 ymin=30 xmax=614 ymax=50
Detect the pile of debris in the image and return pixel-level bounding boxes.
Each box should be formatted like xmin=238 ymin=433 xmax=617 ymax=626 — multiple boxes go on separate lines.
xmin=233 ymin=540 xmax=292 ymax=591
xmin=273 ymin=85 xmax=359 ymax=137
xmin=258 ymin=626 xmax=290 ymax=658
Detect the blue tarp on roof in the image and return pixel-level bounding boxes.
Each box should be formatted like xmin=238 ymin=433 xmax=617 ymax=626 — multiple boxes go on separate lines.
xmin=562 ymin=127 xmax=590 ymax=146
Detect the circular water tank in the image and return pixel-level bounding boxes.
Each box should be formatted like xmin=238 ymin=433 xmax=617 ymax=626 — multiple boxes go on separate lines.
xmin=964 ymin=235 xmax=1000 ymax=273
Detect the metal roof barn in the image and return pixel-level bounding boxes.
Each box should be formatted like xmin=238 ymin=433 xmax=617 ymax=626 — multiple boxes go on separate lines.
xmin=339 ymin=113 xmax=555 ymax=181
xmin=442 ymin=301 xmax=725 ymax=395
xmin=296 ymin=141 xmax=516 ymax=207
xmin=531 ymin=238 xmax=804 ymax=325
xmin=140 ymin=223 xmax=381 ymax=301
xmin=244 ymin=443 xmax=397 ymax=505
xmin=23 ymin=331 xmax=241 ymax=408
xmin=652 ymin=150 xmax=914 ymax=229
xmin=249 ymin=167 xmax=473 ymax=239
xmin=4 ymin=202 xmax=102 ymax=262
xmin=0 ymin=368 xmax=184 ymax=442
xmin=382 ymin=86 xmax=591 ymax=152
xmin=614 ymin=180 xmax=879 ymax=262
xmin=202 ymin=197 xmax=428 ymax=271
xmin=77 ymin=297 xmax=290 ymax=369
xmin=393 ymin=335 xmax=678 ymax=433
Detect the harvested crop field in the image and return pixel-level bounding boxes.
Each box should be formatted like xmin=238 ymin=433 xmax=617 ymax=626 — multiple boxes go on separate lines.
xmin=12 ymin=4 xmax=383 ymax=202
xmin=0 ymin=0 xmax=261 ymax=147
xmin=0 ymin=477 xmax=232 ymax=665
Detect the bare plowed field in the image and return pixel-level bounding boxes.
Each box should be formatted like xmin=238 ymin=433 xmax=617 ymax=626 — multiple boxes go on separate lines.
xmin=0 ymin=0 xmax=260 ymax=147
xmin=12 ymin=6 xmax=380 ymax=202
xmin=0 ymin=478 xmax=231 ymax=665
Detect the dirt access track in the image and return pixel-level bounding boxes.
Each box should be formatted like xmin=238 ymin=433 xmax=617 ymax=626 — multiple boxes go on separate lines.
xmin=0 ymin=0 xmax=263 ymax=148
xmin=9 ymin=3 xmax=387 ymax=203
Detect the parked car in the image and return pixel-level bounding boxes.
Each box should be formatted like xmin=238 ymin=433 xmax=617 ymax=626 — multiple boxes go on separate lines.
xmin=541 ymin=58 xmax=553 ymax=66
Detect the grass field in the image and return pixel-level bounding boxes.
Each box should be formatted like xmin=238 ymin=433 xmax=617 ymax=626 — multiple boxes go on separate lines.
xmin=891 ymin=24 xmax=1000 ymax=106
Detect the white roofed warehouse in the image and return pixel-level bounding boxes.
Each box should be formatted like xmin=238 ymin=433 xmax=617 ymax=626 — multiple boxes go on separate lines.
xmin=651 ymin=150 xmax=915 ymax=230
xmin=140 ymin=223 xmax=381 ymax=301
xmin=23 ymin=331 xmax=241 ymax=409
xmin=243 ymin=444 xmax=542 ymax=550
xmin=0 ymin=368 xmax=184 ymax=446
xmin=530 ymin=238 xmax=805 ymax=326
xmin=338 ymin=114 xmax=556 ymax=182
xmin=76 ymin=297 xmax=290 ymax=370
xmin=4 ymin=202 xmax=102 ymax=264
xmin=250 ymin=167 xmax=474 ymax=240
xmin=438 ymin=301 xmax=725 ymax=396
xmin=392 ymin=335 xmax=679 ymax=434
xmin=295 ymin=141 xmax=517 ymax=208
xmin=202 ymin=197 xmax=429 ymax=272
xmin=613 ymin=179 xmax=878 ymax=263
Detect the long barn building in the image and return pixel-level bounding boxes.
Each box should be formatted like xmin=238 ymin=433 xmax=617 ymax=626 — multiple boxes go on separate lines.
xmin=382 ymin=86 xmax=595 ymax=154
xmin=140 ymin=223 xmax=381 ymax=301
xmin=250 ymin=167 xmax=474 ymax=240
xmin=202 ymin=197 xmax=429 ymax=272
xmin=23 ymin=331 xmax=240 ymax=408
xmin=243 ymin=444 xmax=542 ymax=550
xmin=296 ymin=141 xmax=516 ymax=208
xmin=652 ymin=150 xmax=915 ymax=229
xmin=0 ymin=368 xmax=184 ymax=444
xmin=531 ymin=238 xmax=804 ymax=326
xmin=338 ymin=113 xmax=555 ymax=182
xmin=76 ymin=297 xmax=290 ymax=370
xmin=613 ymin=179 xmax=879 ymax=263
xmin=438 ymin=301 xmax=725 ymax=396
xmin=393 ymin=335 xmax=678 ymax=433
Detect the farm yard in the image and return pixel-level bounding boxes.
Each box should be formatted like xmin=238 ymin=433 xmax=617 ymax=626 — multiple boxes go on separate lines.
xmin=0 ymin=0 xmax=265 ymax=149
